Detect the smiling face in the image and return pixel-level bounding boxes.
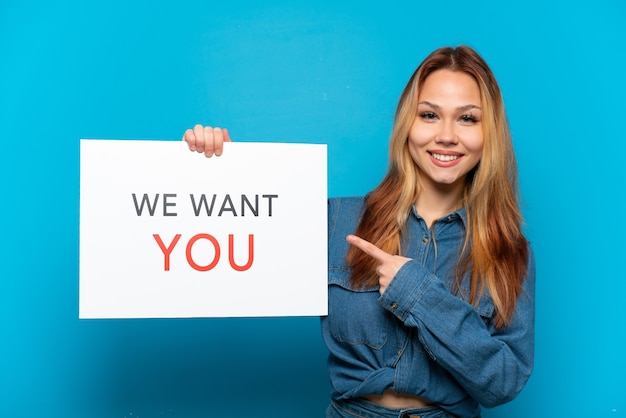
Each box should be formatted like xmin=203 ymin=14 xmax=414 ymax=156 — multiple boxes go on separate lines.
xmin=408 ymin=69 xmax=484 ymax=196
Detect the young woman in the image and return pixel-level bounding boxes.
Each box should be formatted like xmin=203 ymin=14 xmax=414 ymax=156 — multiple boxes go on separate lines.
xmin=183 ymin=46 xmax=535 ymax=418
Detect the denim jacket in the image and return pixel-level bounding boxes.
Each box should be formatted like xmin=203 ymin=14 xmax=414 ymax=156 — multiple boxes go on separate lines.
xmin=321 ymin=197 xmax=535 ymax=418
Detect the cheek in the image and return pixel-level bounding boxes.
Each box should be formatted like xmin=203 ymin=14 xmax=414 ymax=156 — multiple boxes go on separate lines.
xmin=465 ymin=131 xmax=484 ymax=154
xmin=407 ymin=125 xmax=430 ymax=149
xmin=407 ymin=132 xmax=427 ymax=166
xmin=466 ymin=134 xmax=484 ymax=168
xmin=407 ymin=144 xmax=420 ymax=168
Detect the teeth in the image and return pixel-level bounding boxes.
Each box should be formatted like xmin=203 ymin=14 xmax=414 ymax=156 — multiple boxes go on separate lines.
xmin=432 ymin=153 xmax=459 ymax=162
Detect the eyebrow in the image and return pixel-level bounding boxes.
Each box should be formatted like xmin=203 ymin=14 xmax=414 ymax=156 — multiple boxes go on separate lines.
xmin=418 ymin=101 xmax=481 ymax=112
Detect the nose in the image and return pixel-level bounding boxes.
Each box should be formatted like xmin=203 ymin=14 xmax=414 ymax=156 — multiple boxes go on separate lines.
xmin=435 ymin=120 xmax=457 ymax=144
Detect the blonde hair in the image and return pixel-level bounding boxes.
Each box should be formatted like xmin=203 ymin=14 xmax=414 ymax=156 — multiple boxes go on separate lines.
xmin=347 ymin=46 xmax=528 ymax=328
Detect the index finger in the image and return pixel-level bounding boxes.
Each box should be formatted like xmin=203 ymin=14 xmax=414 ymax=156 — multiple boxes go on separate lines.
xmin=346 ymin=234 xmax=390 ymax=262
xmin=222 ymin=128 xmax=232 ymax=143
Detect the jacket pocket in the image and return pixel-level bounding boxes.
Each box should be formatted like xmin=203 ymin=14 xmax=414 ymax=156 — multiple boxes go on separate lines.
xmin=328 ymin=269 xmax=389 ymax=350
xmin=474 ymin=293 xmax=495 ymax=319
xmin=446 ymin=278 xmax=496 ymax=322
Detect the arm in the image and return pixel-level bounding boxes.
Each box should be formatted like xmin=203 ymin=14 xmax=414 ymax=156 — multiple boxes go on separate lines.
xmin=380 ymin=250 xmax=535 ymax=407
xmin=347 ymin=234 xmax=536 ymax=407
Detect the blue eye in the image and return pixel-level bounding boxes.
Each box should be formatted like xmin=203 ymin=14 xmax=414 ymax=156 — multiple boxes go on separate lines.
xmin=420 ymin=112 xmax=437 ymax=120
xmin=460 ymin=114 xmax=478 ymax=123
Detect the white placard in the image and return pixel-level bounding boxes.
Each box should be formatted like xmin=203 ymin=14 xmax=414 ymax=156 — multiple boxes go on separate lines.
xmin=79 ymin=139 xmax=328 ymax=318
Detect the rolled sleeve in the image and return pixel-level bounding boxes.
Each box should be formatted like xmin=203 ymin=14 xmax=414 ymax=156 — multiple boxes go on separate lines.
xmin=379 ymin=249 xmax=536 ymax=407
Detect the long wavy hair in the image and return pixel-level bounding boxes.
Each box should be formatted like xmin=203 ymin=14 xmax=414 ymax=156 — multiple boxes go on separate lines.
xmin=346 ymin=46 xmax=528 ymax=328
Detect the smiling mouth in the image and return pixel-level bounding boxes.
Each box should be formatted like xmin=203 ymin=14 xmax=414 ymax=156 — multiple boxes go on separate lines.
xmin=430 ymin=152 xmax=460 ymax=162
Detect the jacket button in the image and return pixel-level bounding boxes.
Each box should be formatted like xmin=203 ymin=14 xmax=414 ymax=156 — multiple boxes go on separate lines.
xmin=422 ymin=237 xmax=428 ymax=244
xmin=391 ymin=302 xmax=398 ymax=309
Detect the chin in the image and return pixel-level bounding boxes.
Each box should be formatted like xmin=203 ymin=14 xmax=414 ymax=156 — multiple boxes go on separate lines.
xmin=435 ymin=178 xmax=458 ymax=185
xmin=432 ymin=176 xmax=465 ymax=189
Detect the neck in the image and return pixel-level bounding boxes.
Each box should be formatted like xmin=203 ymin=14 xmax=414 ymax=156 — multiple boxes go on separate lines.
xmin=415 ymin=183 xmax=463 ymax=227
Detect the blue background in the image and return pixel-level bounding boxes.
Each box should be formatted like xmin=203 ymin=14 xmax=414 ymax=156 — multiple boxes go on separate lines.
xmin=1 ymin=1 xmax=625 ymax=417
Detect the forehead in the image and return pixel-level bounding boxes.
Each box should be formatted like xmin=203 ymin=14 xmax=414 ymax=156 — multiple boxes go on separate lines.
xmin=418 ymin=69 xmax=481 ymax=106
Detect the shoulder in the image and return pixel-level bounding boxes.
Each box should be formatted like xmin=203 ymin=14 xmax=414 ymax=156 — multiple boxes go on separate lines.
xmin=328 ymin=196 xmax=365 ymax=221
xmin=328 ymin=196 xmax=366 ymax=211
xmin=328 ymin=196 xmax=366 ymax=237
xmin=327 ymin=196 xmax=366 ymax=271
xmin=524 ymin=241 xmax=537 ymax=291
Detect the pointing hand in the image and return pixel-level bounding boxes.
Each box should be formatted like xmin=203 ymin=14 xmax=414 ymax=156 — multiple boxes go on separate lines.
xmin=346 ymin=234 xmax=411 ymax=295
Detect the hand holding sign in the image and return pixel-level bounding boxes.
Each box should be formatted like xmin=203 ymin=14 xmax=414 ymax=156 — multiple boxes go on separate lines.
xmin=346 ymin=234 xmax=412 ymax=295
xmin=183 ymin=124 xmax=232 ymax=157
